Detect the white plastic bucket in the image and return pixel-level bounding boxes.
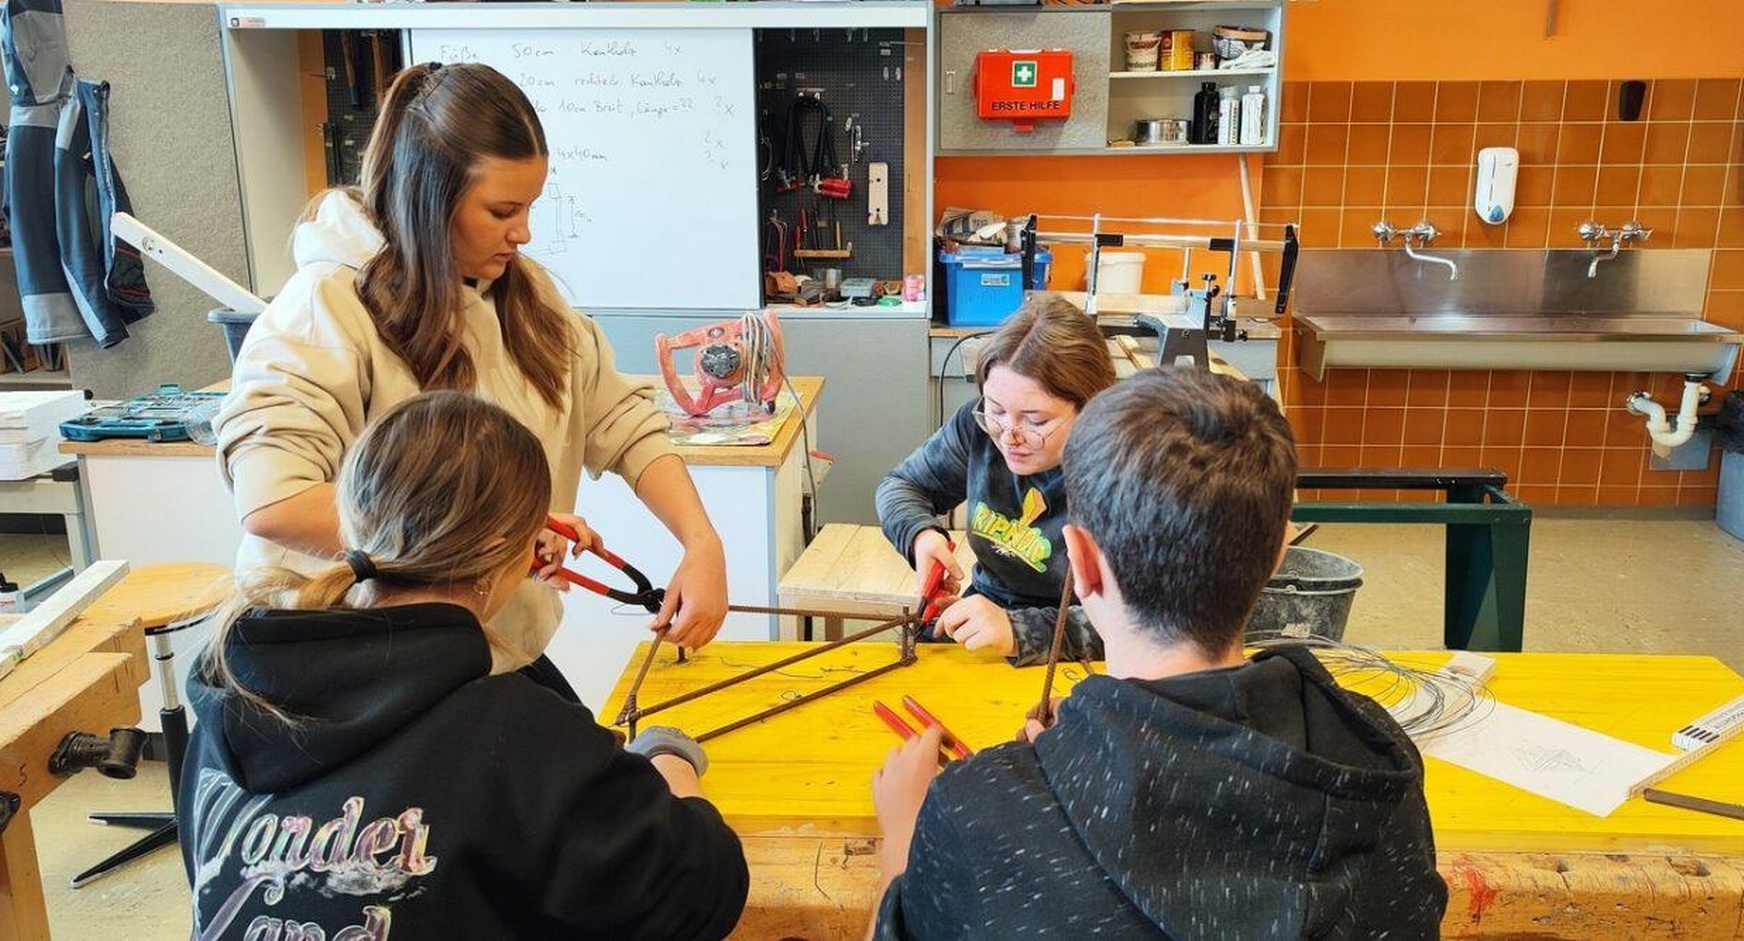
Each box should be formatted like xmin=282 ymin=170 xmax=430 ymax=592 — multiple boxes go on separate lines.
xmin=1088 ymin=251 xmax=1145 ymax=295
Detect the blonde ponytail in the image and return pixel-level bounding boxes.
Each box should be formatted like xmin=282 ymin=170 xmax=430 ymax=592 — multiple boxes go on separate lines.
xmin=200 ymin=391 xmax=553 ymax=725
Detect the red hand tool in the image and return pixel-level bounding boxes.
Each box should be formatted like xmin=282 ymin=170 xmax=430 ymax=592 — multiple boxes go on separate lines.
xmin=901 ymin=695 xmax=973 ymax=760
xmin=536 ymin=517 xmax=665 ymax=614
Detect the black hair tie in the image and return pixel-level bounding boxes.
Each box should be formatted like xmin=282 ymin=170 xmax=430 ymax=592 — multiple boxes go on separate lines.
xmin=344 ymin=550 xmax=378 ymax=583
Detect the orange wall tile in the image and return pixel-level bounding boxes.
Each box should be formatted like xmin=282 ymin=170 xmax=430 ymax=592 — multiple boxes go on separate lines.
xmin=1283 ymin=2 xmax=1744 ymax=82
xmin=1271 ymin=78 xmax=1741 ymax=508
xmin=933 ymin=12 xmax=1744 ymax=510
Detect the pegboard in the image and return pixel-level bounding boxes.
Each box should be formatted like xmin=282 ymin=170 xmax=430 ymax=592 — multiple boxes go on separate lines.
xmin=321 ymin=30 xmax=403 ymax=187
xmin=755 ymin=28 xmax=909 ymax=293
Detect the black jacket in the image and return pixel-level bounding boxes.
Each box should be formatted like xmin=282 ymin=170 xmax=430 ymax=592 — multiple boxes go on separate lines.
xmin=875 ymin=401 xmax=1100 ymax=664
xmin=178 ymin=604 xmax=748 ymax=940
xmin=875 ymin=645 xmax=1447 ymax=939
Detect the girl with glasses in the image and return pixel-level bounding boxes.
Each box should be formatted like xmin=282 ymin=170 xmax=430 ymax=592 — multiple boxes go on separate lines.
xmin=875 ymin=295 xmax=1116 ymax=663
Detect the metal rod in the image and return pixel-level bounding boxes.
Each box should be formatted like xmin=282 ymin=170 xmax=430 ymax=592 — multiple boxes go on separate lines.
xmin=694 ymin=656 xmax=915 ymax=744
xmin=1032 ymin=230 xmax=1290 ymax=253
xmin=1035 ymin=568 xmax=1076 ymax=727
xmin=616 ymin=627 xmax=670 ymax=731
xmin=1039 ymin=213 xmax=1289 ymax=228
xmin=624 ymin=615 xmax=913 ymax=722
xmin=1225 ymin=220 xmax=1242 ymax=315
xmin=1642 ymin=788 xmax=1744 ymax=822
xmin=721 ymin=602 xmax=879 ymax=618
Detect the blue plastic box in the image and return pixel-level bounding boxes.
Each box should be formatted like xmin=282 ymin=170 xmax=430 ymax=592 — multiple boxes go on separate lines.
xmin=939 ymin=248 xmax=1052 ymax=327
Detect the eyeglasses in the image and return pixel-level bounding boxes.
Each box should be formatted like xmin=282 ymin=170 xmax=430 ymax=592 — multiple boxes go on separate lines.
xmin=972 ymin=404 xmax=1062 ymax=450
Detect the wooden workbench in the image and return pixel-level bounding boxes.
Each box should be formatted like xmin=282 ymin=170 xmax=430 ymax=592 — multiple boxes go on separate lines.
xmin=0 ymin=563 xmax=229 ymax=940
xmin=603 ymin=640 xmax=1744 ymax=940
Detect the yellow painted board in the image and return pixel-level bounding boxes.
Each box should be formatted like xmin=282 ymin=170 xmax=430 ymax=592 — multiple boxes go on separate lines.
xmin=601 ymin=643 xmax=1744 ymax=855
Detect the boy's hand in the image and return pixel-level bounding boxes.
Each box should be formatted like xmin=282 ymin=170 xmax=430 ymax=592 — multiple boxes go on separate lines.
xmin=911 ymin=530 xmax=964 ymax=598
xmin=934 ymin=595 xmax=1015 ymax=657
xmin=872 ymin=725 xmax=944 ymax=877
xmin=1016 ymin=696 xmax=1064 ymax=743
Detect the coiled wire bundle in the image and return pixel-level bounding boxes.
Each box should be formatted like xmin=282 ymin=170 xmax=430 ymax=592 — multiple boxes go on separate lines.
xmin=1246 ymin=631 xmax=1495 ymax=742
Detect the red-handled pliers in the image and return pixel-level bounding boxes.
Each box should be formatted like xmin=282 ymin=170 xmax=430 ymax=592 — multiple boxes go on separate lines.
xmin=537 ymin=517 xmax=666 ymax=614
xmin=917 ymin=536 xmax=956 ymax=633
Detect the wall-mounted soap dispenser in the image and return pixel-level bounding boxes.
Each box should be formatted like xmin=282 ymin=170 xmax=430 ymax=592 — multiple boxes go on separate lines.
xmin=1474 ymin=147 xmax=1519 ymax=225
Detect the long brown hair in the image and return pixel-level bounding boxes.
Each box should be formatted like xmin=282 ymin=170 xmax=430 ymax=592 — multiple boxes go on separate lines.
xmin=201 ymin=391 xmax=553 ymax=722
xmin=355 ymin=62 xmax=572 ymax=409
xmin=975 ymin=294 xmax=1116 ymax=408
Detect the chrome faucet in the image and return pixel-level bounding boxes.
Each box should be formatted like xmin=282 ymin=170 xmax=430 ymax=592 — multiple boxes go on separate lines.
xmin=1372 ymin=219 xmax=1458 ymax=281
xmin=1579 ymin=220 xmax=1652 ymax=277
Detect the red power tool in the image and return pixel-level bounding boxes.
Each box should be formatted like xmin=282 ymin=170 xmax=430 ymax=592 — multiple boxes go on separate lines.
xmin=655 ymin=310 xmax=786 ymax=417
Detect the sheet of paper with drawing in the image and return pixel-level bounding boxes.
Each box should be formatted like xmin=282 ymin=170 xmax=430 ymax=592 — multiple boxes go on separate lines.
xmin=1421 ymin=702 xmax=1676 ymax=816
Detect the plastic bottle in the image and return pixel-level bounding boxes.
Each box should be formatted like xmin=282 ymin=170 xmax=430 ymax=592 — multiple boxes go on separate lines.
xmin=1191 ymin=82 xmax=1220 ymax=145
xmin=1240 ymin=85 xmax=1267 ymax=147
xmin=1217 ymin=87 xmax=1240 ymax=146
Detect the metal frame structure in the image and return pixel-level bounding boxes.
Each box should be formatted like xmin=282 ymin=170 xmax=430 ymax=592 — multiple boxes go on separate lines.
xmin=615 ymin=604 xmax=924 ymax=743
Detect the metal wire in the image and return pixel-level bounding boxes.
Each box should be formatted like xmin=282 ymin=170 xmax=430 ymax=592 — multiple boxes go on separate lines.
xmin=1244 ymin=631 xmax=1496 ymax=741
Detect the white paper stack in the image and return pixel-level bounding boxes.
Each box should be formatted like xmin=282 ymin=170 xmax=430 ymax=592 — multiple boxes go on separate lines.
xmin=0 ymin=390 xmax=88 ymax=480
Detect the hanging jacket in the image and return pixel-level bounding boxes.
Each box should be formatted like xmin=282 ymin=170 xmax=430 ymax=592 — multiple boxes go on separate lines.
xmin=2 ymin=0 xmax=151 ymax=346
xmin=179 ymin=603 xmax=749 ymax=940
xmin=875 ymin=644 xmax=1448 ymax=939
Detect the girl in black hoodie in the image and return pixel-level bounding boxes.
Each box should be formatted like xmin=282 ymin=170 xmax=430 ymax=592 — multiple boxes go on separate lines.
xmin=179 ymin=391 xmax=748 ymax=940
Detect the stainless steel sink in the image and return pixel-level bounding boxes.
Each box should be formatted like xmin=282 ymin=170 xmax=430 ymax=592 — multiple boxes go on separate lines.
xmin=1298 ymin=313 xmax=1742 ymax=379
xmin=1299 ymin=314 xmax=1740 ymax=340
xmin=1292 ymin=249 xmax=1743 ymax=379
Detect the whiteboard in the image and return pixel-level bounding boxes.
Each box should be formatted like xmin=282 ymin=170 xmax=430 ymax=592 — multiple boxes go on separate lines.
xmin=409 ymin=29 xmax=759 ymax=311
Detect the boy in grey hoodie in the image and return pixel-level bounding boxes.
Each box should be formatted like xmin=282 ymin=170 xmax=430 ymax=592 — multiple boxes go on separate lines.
xmin=872 ymin=369 xmax=1447 ymax=939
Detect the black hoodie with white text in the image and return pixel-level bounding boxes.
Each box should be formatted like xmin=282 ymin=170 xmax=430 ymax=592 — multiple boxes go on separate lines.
xmin=178 ymin=604 xmax=748 ymax=940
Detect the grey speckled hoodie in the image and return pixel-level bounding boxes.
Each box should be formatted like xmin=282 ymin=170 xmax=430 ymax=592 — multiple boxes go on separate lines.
xmin=876 ymin=644 xmax=1447 ymax=939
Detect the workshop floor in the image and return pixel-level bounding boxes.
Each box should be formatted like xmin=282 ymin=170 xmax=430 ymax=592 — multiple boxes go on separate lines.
xmin=17 ymin=519 xmax=1744 ymax=938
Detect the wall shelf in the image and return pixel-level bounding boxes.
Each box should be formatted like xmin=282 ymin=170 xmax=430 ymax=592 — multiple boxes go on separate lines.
xmin=935 ymin=2 xmax=1283 ymax=157
xmin=1110 ymin=67 xmax=1274 ymax=80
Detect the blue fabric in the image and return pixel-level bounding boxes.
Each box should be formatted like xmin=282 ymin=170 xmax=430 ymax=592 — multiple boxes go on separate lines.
xmin=3 ymin=0 xmax=151 ymax=346
xmin=52 ymin=78 xmax=152 ymax=346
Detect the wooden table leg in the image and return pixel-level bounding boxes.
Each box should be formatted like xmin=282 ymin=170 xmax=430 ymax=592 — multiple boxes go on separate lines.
xmin=0 ymin=810 xmax=52 ymax=941
xmin=824 ymin=616 xmax=844 ymax=642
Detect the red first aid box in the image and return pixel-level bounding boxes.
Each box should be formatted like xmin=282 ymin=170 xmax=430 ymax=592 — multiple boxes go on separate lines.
xmin=973 ymin=49 xmax=1075 ymax=132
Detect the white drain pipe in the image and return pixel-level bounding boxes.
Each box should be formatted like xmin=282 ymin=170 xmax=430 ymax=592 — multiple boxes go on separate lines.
xmin=1625 ymin=376 xmax=1709 ymax=457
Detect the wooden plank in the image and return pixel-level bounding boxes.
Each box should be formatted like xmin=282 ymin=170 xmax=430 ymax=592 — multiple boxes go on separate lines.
xmin=729 ymin=840 xmax=1744 ymax=940
xmin=0 ymin=810 xmax=49 ymax=941
xmin=0 ymin=561 xmax=129 ymax=671
xmin=779 ymin=525 xmax=974 ymax=613
xmin=58 ymin=438 xmax=213 ymax=457
xmin=730 ymin=835 xmax=880 ymax=941
xmin=0 ymin=618 xmax=144 ymax=713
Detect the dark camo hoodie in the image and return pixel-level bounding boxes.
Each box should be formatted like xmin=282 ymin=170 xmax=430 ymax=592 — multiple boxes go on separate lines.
xmin=876 ymin=401 xmax=1101 ymax=664
xmin=875 ymin=644 xmax=1447 ymax=939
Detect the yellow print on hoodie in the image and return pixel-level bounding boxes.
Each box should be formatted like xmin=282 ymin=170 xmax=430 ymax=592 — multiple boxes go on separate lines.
xmin=971 ymin=488 xmax=1052 ymax=573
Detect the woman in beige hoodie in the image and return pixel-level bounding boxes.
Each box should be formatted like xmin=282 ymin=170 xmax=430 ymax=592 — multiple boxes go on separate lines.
xmin=213 ymin=62 xmax=728 ymax=693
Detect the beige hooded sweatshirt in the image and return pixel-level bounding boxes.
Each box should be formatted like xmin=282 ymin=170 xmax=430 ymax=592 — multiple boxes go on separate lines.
xmin=214 ymin=191 xmax=673 ymax=667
